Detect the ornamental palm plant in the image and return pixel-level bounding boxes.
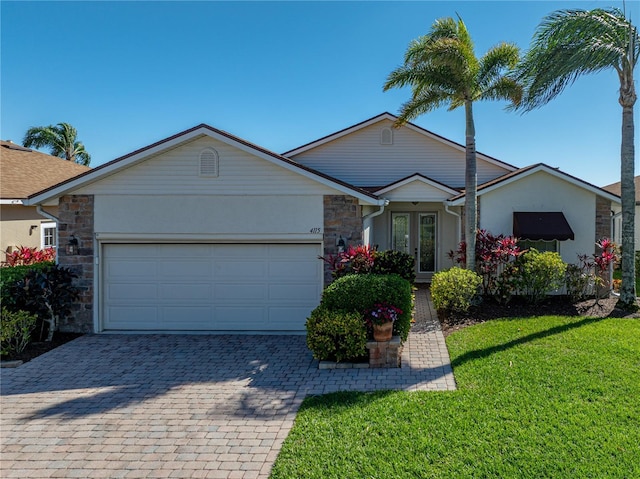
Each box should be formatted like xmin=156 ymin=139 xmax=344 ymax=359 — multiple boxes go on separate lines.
xmin=384 ymin=16 xmax=522 ymax=272
xmin=514 ymin=8 xmax=639 ymax=309
xmin=23 ymin=122 xmax=91 ymax=166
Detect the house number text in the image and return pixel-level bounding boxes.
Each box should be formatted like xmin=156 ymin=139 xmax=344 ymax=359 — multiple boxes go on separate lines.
xmin=310 ymin=227 xmax=321 ymax=234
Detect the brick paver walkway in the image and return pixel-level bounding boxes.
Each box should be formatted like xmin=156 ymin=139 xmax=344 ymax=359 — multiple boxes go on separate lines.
xmin=1 ymin=288 xmax=455 ymax=478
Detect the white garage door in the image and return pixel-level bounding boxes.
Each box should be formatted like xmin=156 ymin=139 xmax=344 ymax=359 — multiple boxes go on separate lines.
xmin=102 ymin=243 xmax=322 ymax=331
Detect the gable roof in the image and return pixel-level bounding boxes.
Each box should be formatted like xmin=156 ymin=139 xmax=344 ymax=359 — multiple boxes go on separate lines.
xmin=25 ymin=124 xmax=383 ymax=206
xmin=283 ymin=112 xmax=518 ymax=172
xmin=373 ymin=173 xmax=460 ymax=196
xmin=448 ymin=163 xmax=621 ymax=205
xmin=602 ymin=176 xmax=640 ymax=203
xmin=0 ymin=140 xmax=90 ymax=201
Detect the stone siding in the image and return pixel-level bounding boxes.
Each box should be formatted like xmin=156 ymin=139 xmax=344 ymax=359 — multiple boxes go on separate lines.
xmin=57 ymin=195 xmax=94 ymax=333
xmin=323 ymin=195 xmax=363 ymax=285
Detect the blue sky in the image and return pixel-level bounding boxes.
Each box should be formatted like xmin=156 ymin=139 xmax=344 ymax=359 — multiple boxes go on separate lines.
xmin=1 ymin=0 xmax=637 ymax=188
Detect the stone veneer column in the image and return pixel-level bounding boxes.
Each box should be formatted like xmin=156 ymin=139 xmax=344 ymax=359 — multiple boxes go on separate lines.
xmin=595 ymin=196 xmax=612 ymax=250
xmin=57 ymin=195 xmax=94 ymax=332
xmin=323 ymin=195 xmax=363 ymax=285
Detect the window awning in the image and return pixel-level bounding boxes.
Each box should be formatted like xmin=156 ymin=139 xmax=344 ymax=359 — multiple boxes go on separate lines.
xmin=513 ymin=212 xmax=575 ymax=241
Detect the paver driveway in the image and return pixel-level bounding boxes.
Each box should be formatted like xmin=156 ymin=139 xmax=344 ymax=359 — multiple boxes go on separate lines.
xmin=2 ymin=314 xmax=454 ymax=478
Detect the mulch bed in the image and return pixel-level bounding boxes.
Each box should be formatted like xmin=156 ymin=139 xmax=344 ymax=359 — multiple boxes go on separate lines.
xmin=1 ymin=332 xmax=84 ymax=364
xmin=440 ymin=296 xmax=640 ymax=336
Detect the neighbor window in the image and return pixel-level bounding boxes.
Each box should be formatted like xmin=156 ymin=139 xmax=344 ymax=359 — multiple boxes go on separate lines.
xmin=41 ymin=222 xmax=56 ymax=249
xmin=520 ymin=239 xmax=558 ymax=253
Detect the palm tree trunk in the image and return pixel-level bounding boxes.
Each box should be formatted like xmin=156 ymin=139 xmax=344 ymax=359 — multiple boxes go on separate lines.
xmin=617 ymin=101 xmax=637 ymax=308
xmin=465 ymin=100 xmax=477 ymax=272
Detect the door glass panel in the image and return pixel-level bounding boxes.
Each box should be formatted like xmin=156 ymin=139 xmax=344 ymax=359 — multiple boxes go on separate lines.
xmin=419 ymin=214 xmax=436 ymax=272
xmin=391 ymin=214 xmax=410 ymax=254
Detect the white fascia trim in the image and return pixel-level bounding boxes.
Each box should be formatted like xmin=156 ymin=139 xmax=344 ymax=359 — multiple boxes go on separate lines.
xmin=0 ymin=199 xmax=24 ymax=205
xmin=448 ymin=164 xmax=622 ymax=206
xmin=94 ymin=233 xmax=325 ymax=243
xmin=374 ymin=175 xmax=459 ymax=196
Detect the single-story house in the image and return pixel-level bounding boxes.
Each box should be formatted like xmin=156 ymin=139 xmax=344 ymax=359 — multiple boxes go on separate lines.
xmin=0 ymin=140 xmax=90 ymax=258
xmin=25 ymin=113 xmax=620 ymax=334
xmin=602 ymin=176 xmax=640 ymax=252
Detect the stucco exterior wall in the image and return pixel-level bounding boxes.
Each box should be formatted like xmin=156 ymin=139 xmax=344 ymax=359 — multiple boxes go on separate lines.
xmin=480 ymin=171 xmax=596 ymax=264
xmin=0 ymin=205 xmax=59 ymax=255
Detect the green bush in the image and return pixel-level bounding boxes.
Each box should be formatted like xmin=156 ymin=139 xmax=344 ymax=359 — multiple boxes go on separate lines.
xmin=372 ymin=250 xmax=416 ymax=283
xmin=321 ymin=274 xmax=413 ymax=342
xmin=0 ymin=262 xmax=54 ymax=310
xmin=306 ymin=306 xmax=368 ymax=362
xmin=1 ymin=308 xmax=37 ymax=357
xmin=515 ymin=249 xmax=567 ymax=304
xmin=431 ymin=267 xmax=482 ymax=314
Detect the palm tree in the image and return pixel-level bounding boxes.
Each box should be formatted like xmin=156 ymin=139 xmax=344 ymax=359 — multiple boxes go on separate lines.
xmin=23 ymin=123 xmax=91 ymax=166
xmin=383 ymin=16 xmax=522 ymax=272
xmin=514 ymin=8 xmax=639 ymax=309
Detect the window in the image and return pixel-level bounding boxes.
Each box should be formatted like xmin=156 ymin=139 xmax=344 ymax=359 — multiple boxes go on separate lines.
xmin=41 ymin=222 xmax=56 ymax=249
xmin=520 ymin=239 xmax=558 ymax=253
xmin=199 ymin=148 xmax=219 ymax=177
xmin=380 ymin=127 xmax=393 ymax=145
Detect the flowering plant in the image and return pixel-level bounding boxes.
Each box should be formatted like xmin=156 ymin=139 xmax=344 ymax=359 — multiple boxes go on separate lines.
xmin=364 ymin=303 xmax=402 ymax=326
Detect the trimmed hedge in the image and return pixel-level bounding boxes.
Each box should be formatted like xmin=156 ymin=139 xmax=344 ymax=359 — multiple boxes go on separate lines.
xmin=431 ymin=267 xmax=482 ymax=314
xmin=321 ymin=274 xmax=413 ymax=342
xmin=372 ymin=250 xmax=415 ymax=283
xmin=306 ymin=306 xmax=368 ymax=362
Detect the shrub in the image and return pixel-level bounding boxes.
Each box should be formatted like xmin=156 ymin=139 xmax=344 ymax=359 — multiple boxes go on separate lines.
xmin=515 ymin=249 xmax=567 ymax=304
xmin=3 ymin=246 xmax=56 ymax=266
xmin=306 ymin=306 xmax=367 ymax=362
xmin=371 ymin=250 xmax=415 ymax=283
xmin=0 ymin=262 xmax=54 ymax=311
xmin=9 ymin=264 xmax=79 ymax=341
xmin=320 ymin=274 xmax=413 ymax=342
xmin=1 ymin=308 xmax=37 ymax=357
xmin=320 ymin=245 xmax=376 ymax=279
xmin=431 ymin=267 xmax=482 ymax=314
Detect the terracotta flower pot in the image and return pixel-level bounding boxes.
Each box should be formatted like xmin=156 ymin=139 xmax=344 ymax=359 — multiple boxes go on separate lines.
xmin=372 ymin=321 xmax=393 ymax=342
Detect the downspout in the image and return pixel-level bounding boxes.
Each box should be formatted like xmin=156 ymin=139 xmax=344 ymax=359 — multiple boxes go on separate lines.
xmin=363 ymin=199 xmax=390 ymax=221
xmin=36 ymin=205 xmax=60 ymax=265
xmin=444 ymin=202 xmax=461 ymax=244
xmin=362 ymin=199 xmax=389 ymax=248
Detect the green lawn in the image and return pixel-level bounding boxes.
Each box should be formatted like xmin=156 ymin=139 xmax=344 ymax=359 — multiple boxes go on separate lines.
xmin=271 ymin=316 xmax=640 ymax=478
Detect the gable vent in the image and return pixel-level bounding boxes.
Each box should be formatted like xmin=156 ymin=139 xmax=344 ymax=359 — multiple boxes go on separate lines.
xmin=380 ymin=127 xmax=393 ymax=145
xmin=199 ymin=148 xmax=219 ymax=177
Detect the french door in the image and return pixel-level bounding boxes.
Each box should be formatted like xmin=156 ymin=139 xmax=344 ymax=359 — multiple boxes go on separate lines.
xmin=392 ymin=212 xmax=437 ymax=280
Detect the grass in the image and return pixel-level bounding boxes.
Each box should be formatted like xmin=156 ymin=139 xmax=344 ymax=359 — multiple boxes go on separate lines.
xmin=270 ymin=316 xmax=640 ymax=478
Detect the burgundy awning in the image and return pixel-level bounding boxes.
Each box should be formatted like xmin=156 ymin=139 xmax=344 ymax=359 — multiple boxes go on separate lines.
xmin=513 ymin=212 xmax=575 ymax=241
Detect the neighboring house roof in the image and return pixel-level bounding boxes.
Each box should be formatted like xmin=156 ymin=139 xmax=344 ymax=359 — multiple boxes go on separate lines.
xmin=25 ymin=124 xmax=384 ymax=206
xmin=283 ymin=112 xmax=518 ymax=173
xmin=448 ymin=163 xmax=621 ymax=205
xmin=0 ymin=140 xmax=90 ymax=201
xmin=602 ymin=176 xmax=640 ymax=204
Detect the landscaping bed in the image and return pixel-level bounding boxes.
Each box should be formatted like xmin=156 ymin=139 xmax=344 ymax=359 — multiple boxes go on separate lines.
xmin=439 ymin=295 xmax=640 ymax=336
xmin=1 ymin=332 xmax=83 ymax=364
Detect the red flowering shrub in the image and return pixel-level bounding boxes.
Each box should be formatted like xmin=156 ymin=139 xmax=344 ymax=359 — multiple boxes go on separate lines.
xmin=3 ymin=246 xmax=56 ymax=267
xmin=320 ymin=244 xmax=376 ymax=278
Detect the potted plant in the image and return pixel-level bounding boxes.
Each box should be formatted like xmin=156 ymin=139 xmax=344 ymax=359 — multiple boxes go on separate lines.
xmin=365 ymin=303 xmax=402 ymax=342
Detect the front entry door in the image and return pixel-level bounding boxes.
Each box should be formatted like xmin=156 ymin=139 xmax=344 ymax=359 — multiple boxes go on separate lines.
xmin=392 ymin=212 xmax=437 ymax=282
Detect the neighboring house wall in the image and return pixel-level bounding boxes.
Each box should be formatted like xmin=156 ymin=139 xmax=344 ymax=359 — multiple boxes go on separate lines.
xmin=480 ymin=170 xmax=596 ymax=264
xmin=0 ymin=205 xmax=59 ymax=253
xmin=290 ymin=119 xmax=511 ymax=189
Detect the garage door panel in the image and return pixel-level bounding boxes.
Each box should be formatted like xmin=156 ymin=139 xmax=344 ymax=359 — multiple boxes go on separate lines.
xmin=160 ymin=283 xmax=212 ymax=300
xmin=107 ymin=283 xmax=158 ymax=300
xmin=269 ymin=284 xmax=318 ymax=301
xmin=103 ymin=243 xmax=320 ymax=331
xmin=159 ymin=260 xmax=212 ymax=278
